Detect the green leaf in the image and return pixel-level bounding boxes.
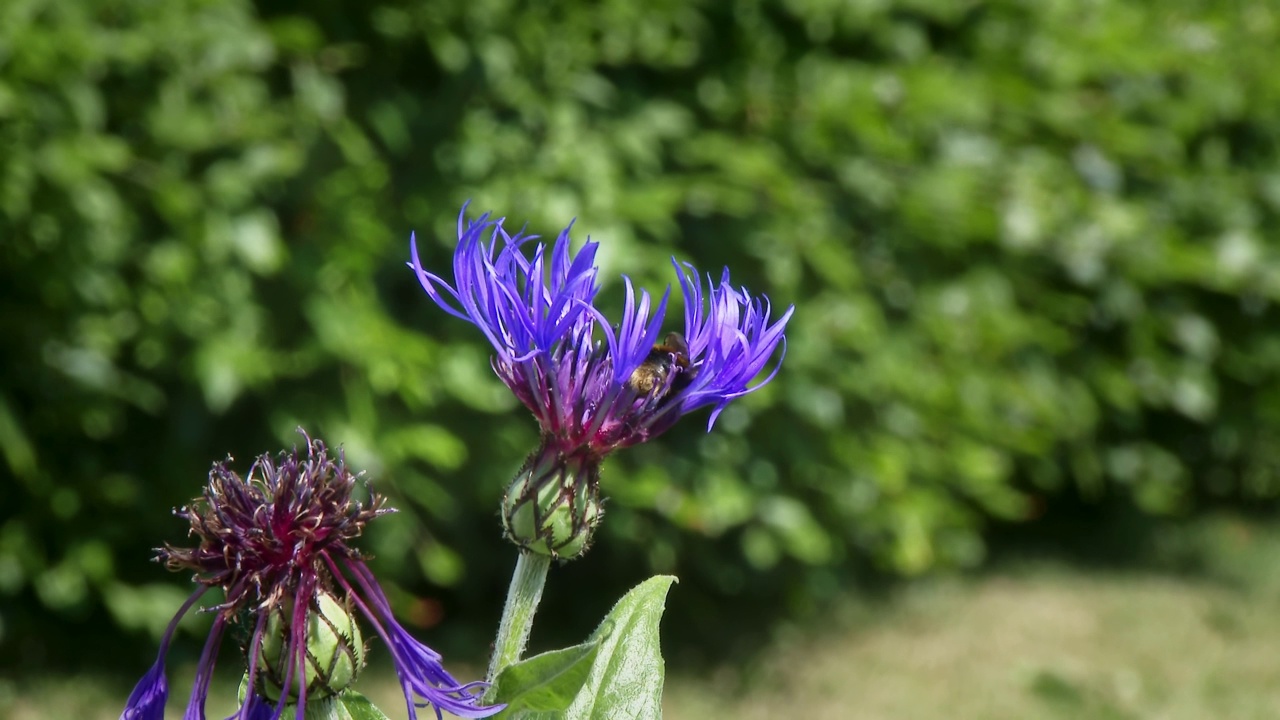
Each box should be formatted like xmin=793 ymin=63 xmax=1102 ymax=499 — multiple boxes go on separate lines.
xmin=491 ymin=640 xmax=601 ymax=716
xmin=337 ymin=691 xmax=394 ymax=720
xmin=492 ymin=575 xmax=676 ymax=719
xmin=567 ymin=575 xmax=675 ymax=719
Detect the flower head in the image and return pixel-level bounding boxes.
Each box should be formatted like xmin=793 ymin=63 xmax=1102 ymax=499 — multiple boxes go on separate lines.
xmin=121 ymin=433 xmax=502 ymax=720
xmin=411 ymin=205 xmax=792 ymax=557
xmin=412 ymin=205 xmax=792 ymax=452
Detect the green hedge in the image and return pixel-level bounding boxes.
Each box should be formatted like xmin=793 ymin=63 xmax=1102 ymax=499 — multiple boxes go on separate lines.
xmin=5 ymin=0 xmax=1280 ymax=668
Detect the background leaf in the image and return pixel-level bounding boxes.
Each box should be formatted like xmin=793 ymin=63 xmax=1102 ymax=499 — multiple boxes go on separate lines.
xmin=7 ymin=0 xmax=1280 ymax=679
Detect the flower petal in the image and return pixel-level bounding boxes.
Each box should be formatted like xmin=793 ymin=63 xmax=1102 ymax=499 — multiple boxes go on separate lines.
xmin=414 ymin=204 xmax=793 ymax=454
xmin=121 ymin=588 xmax=209 ymax=720
xmin=331 ymin=558 xmax=505 ymax=719
xmin=121 ymin=658 xmax=168 ymax=720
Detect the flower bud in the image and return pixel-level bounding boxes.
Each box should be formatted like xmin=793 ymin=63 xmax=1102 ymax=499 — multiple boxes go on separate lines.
xmin=255 ymin=590 xmax=364 ymax=702
xmin=501 ymin=444 xmax=603 ymax=559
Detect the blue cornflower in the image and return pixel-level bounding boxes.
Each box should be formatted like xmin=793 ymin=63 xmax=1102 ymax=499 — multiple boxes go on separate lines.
xmin=120 ymin=434 xmax=502 ymax=720
xmin=410 ymin=205 xmax=792 ymax=557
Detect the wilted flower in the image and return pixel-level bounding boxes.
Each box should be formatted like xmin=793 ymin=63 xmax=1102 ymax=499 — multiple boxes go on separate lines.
xmin=120 ymin=433 xmax=502 ymax=720
xmin=410 ymin=205 xmax=793 ymax=557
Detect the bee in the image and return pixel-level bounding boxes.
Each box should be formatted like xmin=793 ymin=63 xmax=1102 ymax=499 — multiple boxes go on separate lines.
xmin=627 ymin=332 xmax=693 ymax=400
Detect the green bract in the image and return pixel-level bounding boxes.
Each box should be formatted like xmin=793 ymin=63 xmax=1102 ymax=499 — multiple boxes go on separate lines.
xmin=502 ymin=461 xmax=603 ymax=560
xmin=256 ymin=591 xmax=364 ymax=702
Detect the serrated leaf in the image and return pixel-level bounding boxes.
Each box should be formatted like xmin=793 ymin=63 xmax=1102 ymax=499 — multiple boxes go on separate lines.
xmin=491 ymin=640 xmax=601 ymax=717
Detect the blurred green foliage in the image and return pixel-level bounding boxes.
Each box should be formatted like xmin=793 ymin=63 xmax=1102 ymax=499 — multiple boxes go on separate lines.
xmin=5 ymin=0 xmax=1280 ymax=669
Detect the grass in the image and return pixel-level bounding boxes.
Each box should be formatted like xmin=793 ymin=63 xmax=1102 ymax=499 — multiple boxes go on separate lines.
xmin=665 ymin=513 xmax=1280 ymax=719
xmin=665 ymin=568 xmax=1280 ymax=719
xmin=8 ymin=515 xmax=1280 ymax=719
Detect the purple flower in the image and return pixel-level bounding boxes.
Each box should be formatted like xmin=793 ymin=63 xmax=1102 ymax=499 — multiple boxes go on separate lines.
xmin=412 ymin=205 xmax=792 ymax=453
xmin=410 ymin=205 xmax=792 ymax=557
xmin=120 ymin=433 xmax=502 ymax=720
xmin=120 ymin=590 xmax=203 ymax=720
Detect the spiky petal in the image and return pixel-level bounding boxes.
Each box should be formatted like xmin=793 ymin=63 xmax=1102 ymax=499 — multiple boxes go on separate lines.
xmin=410 ymin=204 xmax=793 ymax=457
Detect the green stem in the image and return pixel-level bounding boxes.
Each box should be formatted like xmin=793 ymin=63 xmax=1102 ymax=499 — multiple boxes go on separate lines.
xmin=486 ymin=551 xmax=552 ymax=685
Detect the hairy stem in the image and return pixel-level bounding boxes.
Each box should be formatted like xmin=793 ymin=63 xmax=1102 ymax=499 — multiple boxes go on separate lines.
xmin=486 ymin=552 xmax=552 ymax=686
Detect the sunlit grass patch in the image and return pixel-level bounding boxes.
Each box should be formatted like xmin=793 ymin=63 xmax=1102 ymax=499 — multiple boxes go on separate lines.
xmin=666 ymin=566 xmax=1280 ymax=719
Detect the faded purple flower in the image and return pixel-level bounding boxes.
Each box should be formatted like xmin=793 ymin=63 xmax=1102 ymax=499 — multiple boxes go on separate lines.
xmin=120 ymin=433 xmax=501 ymax=720
xmin=410 ymin=205 xmax=792 ymax=557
